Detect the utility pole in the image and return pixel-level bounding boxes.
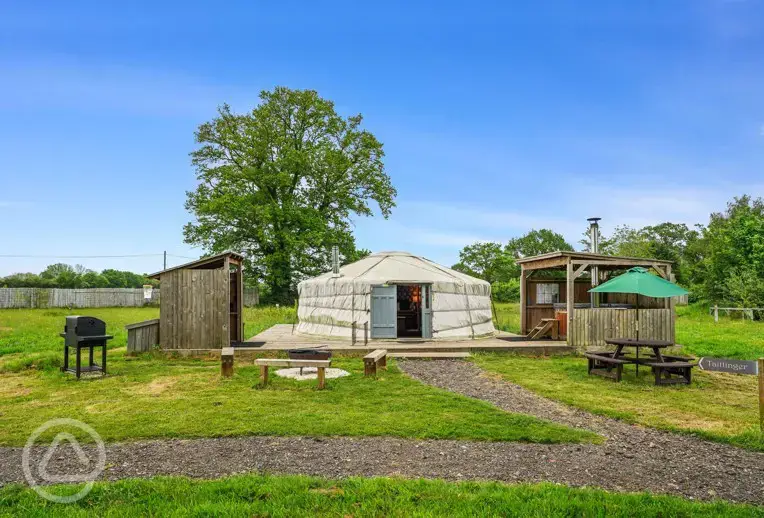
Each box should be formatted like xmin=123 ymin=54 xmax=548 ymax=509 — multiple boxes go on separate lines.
xmin=163 ymin=251 xmax=167 ymax=270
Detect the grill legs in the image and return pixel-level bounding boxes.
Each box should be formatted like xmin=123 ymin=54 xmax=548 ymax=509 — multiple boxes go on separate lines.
xmin=62 ymin=343 xmax=107 ymax=379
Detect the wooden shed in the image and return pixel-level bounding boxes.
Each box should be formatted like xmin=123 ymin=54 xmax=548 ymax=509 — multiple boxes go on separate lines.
xmin=147 ymin=252 xmax=245 ymax=350
xmin=515 ymin=252 xmax=676 ymax=348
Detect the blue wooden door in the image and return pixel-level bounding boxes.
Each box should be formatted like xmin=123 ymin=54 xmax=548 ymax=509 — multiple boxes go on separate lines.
xmin=421 ymin=284 xmax=433 ymax=339
xmin=370 ymin=285 xmax=397 ymax=338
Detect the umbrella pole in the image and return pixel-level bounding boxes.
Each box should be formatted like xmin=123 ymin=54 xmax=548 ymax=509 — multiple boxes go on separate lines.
xmin=635 ymin=295 xmax=640 ymax=376
xmin=636 ymin=295 xmax=640 ymax=341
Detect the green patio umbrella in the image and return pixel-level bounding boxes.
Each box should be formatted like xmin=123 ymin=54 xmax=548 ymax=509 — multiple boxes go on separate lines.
xmin=589 ymin=267 xmax=689 ymax=339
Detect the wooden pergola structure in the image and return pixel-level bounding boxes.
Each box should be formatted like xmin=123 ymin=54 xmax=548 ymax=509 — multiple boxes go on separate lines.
xmin=515 ymin=252 xmax=675 ymax=348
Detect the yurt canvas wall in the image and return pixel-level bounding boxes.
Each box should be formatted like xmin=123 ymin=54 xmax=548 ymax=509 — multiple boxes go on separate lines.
xmin=296 ymin=251 xmax=494 ymax=340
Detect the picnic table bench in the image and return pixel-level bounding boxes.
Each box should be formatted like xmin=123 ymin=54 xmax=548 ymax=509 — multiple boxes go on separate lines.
xmin=584 ymin=339 xmax=696 ymax=385
xmin=255 ymin=358 xmax=332 ymax=389
xmin=363 ymin=349 xmax=387 ymax=376
xmin=584 ymin=352 xmax=631 ymax=382
xmin=646 ymin=361 xmax=695 ymax=385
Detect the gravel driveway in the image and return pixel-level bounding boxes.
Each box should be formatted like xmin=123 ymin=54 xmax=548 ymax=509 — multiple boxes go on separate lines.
xmin=1 ymin=360 xmax=762 ymax=506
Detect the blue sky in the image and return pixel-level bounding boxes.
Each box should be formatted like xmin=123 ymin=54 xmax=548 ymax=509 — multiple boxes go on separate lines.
xmin=2 ymin=0 xmax=764 ymax=276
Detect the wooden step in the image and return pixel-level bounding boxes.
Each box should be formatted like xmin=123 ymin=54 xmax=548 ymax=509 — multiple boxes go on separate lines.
xmin=527 ymin=321 xmax=551 ymax=339
xmin=527 ymin=318 xmax=559 ymax=340
xmin=388 ymin=351 xmax=471 ymax=359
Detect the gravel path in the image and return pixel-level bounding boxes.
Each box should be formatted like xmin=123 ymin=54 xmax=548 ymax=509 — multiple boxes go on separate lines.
xmin=398 ymin=360 xmax=764 ymax=505
xmin=1 ymin=360 xmax=762 ymax=505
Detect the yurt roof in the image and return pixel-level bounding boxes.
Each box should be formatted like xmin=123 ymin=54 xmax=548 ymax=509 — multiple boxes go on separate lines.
xmin=300 ymin=251 xmax=489 ymax=286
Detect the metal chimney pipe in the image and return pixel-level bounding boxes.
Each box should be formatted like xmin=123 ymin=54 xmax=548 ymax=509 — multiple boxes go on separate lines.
xmin=331 ymin=246 xmax=340 ymax=277
xmin=587 ymin=217 xmax=601 ymax=254
xmin=587 ymin=218 xmax=602 ymax=307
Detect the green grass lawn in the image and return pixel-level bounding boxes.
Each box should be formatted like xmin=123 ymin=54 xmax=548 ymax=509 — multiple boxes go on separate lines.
xmin=473 ymin=354 xmax=764 ymax=451
xmin=242 ymin=305 xmax=297 ymax=339
xmin=0 ymin=344 xmax=595 ymax=447
xmin=1 ymin=474 xmax=760 ymax=517
xmin=2 ymin=304 xmax=761 ymax=449
xmin=676 ymin=304 xmax=764 ymax=359
xmin=0 ymin=306 xmax=296 ymax=373
xmin=0 ymin=306 xmax=594 ymax=445
xmin=485 ymin=303 xmax=764 ymax=451
xmin=493 ymin=302 xmax=521 ymax=334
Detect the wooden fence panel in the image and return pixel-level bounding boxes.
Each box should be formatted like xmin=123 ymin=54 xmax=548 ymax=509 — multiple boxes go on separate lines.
xmin=243 ymin=287 xmax=259 ymax=307
xmin=571 ymin=308 xmax=673 ymax=347
xmin=0 ymin=288 xmax=160 ymax=309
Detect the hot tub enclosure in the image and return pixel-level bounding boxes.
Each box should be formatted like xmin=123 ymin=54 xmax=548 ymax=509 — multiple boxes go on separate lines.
xmin=296 ymin=251 xmax=495 ymax=340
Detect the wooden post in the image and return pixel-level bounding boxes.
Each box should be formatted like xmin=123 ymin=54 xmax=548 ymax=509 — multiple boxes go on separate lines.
xmin=713 ymin=305 xmax=719 ymax=323
xmin=520 ymin=268 xmax=527 ymax=335
xmin=364 ymin=322 xmax=368 ymax=345
xmin=758 ymin=358 xmax=764 ymax=432
xmin=260 ymin=365 xmax=269 ymax=386
xmin=666 ymin=265 xmax=675 ymax=343
xmin=352 ymin=321 xmax=357 ymax=345
xmin=221 ymin=347 xmax=234 ymax=377
xmin=317 ymin=366 xmax=326 ymax=390
xmin=566 ymin=259 xmax=574 ymax=347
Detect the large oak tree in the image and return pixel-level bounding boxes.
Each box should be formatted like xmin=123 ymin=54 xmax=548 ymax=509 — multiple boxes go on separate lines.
xmin=184 ymin=87 xmax=396 ymax=303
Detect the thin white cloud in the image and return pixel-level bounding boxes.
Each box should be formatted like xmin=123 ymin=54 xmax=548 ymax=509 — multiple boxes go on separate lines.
xmin=0 ymin=201 xmax=33 ymax=208
xmin=0 ymin=57 xmax=256 ymax=118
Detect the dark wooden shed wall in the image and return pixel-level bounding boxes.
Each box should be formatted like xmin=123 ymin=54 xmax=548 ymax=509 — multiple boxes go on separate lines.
xmin=159 ymin=268 xmax=230 ymax=349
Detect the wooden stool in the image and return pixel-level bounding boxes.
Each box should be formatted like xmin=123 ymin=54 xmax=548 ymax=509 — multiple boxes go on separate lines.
xmin=221 ymin=347 xmax=235 ymax=377
xmin=363 ymin=349 xmax=388 ymax=376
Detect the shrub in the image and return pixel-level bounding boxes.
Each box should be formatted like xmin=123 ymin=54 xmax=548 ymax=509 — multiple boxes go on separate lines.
xmin=492 ymin=279 xmax=521 ymax=303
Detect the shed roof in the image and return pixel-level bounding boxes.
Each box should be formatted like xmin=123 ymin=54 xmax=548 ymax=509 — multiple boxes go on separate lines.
xmin=515 ymin=251 xmax=673 ymax=271
xmin=148 ymin=251 xmax=244 ymax=279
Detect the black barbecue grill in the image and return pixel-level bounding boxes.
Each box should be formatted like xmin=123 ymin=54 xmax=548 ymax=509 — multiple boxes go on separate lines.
xmin=287 ymin=347 xmax=332 ymax=375
xmin=60 ymin=316 xmax=113 ymax=378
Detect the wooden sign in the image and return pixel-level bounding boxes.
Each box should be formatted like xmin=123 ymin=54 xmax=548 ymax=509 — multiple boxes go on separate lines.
xmin=698 ymin=357 xmax=758 ymax=375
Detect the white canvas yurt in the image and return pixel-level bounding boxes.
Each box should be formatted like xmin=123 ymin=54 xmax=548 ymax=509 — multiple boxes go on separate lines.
xmin=296 ymin=251 xmax=495 ymax=340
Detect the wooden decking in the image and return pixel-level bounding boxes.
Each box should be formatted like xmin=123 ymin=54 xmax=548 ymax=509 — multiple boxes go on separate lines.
xmin=235 ymin=324 xmax=572 ymax=355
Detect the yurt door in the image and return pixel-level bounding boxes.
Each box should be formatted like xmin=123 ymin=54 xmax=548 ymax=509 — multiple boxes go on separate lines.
xmin=370 ymin=285 xmax=397 ymax=339
xmin=421 ymin=284 xmax=433 ymax=339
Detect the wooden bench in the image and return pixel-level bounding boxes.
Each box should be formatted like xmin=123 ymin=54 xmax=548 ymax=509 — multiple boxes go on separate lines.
xmin=254 ymin=359 xmax=332 ymax=389
xmin=584 ymin=353 xmax=631 ymax=382
xmin=646 ymin=361 xmax=695 ymax=385
xmin=587 ymin=350 xmax=618 ymax=357
xmin=221 ymin=347 xmax=235 ymax=377
xmin=363 ymin=349 xmax=387 ymax=376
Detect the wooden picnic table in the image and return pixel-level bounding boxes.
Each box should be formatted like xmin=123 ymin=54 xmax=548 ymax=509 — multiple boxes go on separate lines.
xmin=605 ymin=338 xmax=673 ymax=375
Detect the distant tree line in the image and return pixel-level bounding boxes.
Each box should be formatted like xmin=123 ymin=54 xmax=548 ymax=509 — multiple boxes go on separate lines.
xmin=0 ymin=263 xmax=158 ymax=289
xmin=452 ymin=195 xmax=764 ymax=308
xmin=452 ymin=229 xmax=574 ymax=302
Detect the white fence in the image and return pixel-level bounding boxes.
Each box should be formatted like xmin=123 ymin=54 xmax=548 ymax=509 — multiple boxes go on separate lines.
xmin=711 ymin=305 xmax=764 ymax=321
xmin=0 ymin=287 xmax=260 ymax=309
